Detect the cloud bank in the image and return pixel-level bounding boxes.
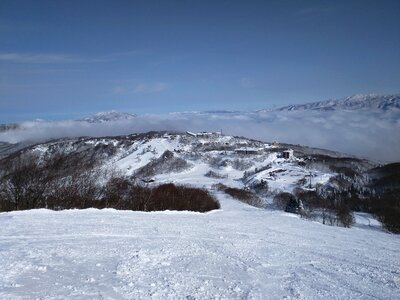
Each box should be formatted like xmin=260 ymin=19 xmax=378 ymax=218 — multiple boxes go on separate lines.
xmin=0 ymin=109 xmax=399 ymax=162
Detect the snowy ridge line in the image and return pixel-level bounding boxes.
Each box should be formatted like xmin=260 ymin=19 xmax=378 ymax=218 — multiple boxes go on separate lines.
xmin=265 ymin=93 xmax=400 ymax=112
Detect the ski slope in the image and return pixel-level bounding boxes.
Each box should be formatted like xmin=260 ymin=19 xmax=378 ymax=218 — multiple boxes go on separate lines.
xmin=0 ymin=194 xmax=399 ymax=299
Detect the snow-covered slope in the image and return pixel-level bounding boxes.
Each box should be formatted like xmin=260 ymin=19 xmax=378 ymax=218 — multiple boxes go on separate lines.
xmin=268 ymin=94 xmax=400 ymax=112
xmin=0 ymin=194 xmax=398 ymax=299
xmin=26 ymin=131 xmax=354 ymax=196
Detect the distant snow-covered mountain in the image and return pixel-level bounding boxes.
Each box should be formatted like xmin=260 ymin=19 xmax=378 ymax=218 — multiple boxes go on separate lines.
xmin=259 ymin=94 xmax=400 ymax=112
xmin=79 ymin=111 xmax=137 ymax=123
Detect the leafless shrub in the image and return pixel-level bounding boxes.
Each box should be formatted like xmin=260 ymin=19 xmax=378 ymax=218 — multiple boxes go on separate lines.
xmin=46 ymin=168 xmax=104 ymax=210
xmin=147 ymin=184 xmax=220 ymax=212
xmin=206 ymin=156 xmax=228 ymax=169
xmin=248 ymin=179 xmax=269 ymax=194
xmin=102 ymin=180 xmax=220 ymax=212
xmin=273 ymin=192 xmax=293 ymax=210
xmin=205 ymin=170 xmax=227 ymax=179
xmin=136 ymin=150 xmax=192 ymax=178
xmin=219 ymin=185 xmax=263 ymax=208
xmin=0 ymin=153 xmax=51 ymax=210
xmin=292 ymin=187 xmax=354 ymax=227
xmin=231 ymin=159 xmax=253 ymax=171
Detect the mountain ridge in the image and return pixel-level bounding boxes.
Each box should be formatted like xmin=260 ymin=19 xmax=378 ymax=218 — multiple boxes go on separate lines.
xmin=258 ymin=93 xmax=400 ymax=112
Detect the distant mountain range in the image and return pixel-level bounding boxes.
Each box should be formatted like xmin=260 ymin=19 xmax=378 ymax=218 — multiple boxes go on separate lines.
xmin=1 ymin=93 xmax=399 ymax=162
xmin=78 ymin=93 xmax=400 ymax=122
xmin=78 ymin=111 xmax=137 ymax=123
xmin=259 ymin=94 xmax=400 ymax=112
xmin=2 ymin=94 xmax=399 ymax=128
xmin=79 ymin=93 xmax=400 ymax=119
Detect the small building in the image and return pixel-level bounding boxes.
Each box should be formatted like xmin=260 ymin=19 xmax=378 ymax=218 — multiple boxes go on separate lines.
xmin=282 ymin=149 xmax=294 ymax=160
xmin=186 ymin=131 xmax=197 ymax=137
xmin=187 ymin=131 xmax=222 ymax=139
xmin=235 ymin=148 xmax=260 ymax=155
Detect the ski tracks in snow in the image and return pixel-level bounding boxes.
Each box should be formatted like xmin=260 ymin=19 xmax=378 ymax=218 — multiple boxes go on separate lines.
xmin=0 ymin=196 xmax=399 ymax=299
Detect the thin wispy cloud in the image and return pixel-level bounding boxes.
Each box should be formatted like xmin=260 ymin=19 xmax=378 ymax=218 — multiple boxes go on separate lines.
xmin=112 ymin=86 xmax=126 ymax=94
xmin=0 ymin=53 xmax=109 ymax=64
xmin=112 ymin=82 xmax=169 ymax=94
xmin=0 ymin=50 xmax=146 ymax=64
xmin=240 ymin=77 xmax=257 ymax=88
xmin=104 ymin=50 xmax=149 ymax=59
xmin=294 ymin=5 xmax=336 ymax=16
xmin=134 ymin=82 xmax=168 ymax=93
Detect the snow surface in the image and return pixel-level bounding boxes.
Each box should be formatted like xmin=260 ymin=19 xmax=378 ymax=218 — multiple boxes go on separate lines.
xmin=1 ymin=194 xmax=399 ymax=299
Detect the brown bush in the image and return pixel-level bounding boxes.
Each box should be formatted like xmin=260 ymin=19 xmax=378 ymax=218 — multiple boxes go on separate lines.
xmin=220 ymin=186 xmax=263 ymax=208
xmin=273 ymin=192 xmax=294 ymax=210
xmin=148 ymin=184 xmax=220 ymax=212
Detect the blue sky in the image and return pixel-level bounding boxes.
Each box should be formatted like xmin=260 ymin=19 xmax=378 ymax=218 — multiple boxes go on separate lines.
xmin=0 ymin=0 xmax=399 ymax=122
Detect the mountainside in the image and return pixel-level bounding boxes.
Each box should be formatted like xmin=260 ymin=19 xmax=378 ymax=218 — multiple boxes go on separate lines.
xmin=1 ymin=131 xmax=380 ymax=211
xmin=0 ymin=141 xmax=32 ymax=160
xmin=6 ymin=131 xmax=373 ymax=192
xmin=270 ymin=94 xmax=400 ymax=112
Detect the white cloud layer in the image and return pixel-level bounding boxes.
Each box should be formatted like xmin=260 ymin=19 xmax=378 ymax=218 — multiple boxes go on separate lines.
xmin=1 ymin=109 xmax=399 ymax=162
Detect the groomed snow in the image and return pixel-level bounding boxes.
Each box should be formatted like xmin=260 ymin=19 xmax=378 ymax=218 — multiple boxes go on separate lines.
xmin=0 ymin=194 xmax=399 ymax=299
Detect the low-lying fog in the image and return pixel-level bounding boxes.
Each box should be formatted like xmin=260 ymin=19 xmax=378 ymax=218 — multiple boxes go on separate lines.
xmin=1 ymin=109 xmax=399 ymax=162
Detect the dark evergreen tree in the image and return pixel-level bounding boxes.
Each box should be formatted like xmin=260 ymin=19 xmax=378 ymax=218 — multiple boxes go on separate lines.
xmin=285 ymin=194 xmax=302 ymax=214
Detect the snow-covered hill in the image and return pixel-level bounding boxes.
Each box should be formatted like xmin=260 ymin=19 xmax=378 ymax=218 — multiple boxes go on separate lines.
xmin=267 ymin=93 xmax=400 ymax=112
xmin=26 ymin=131 xmax=370 ymax=197
xmin=0 ymin=194 xmax=398 ymax=299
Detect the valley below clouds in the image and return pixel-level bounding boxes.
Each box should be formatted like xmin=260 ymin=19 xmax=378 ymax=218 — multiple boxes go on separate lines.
xmin=1 ymin=109 xmax=399 ymax=162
